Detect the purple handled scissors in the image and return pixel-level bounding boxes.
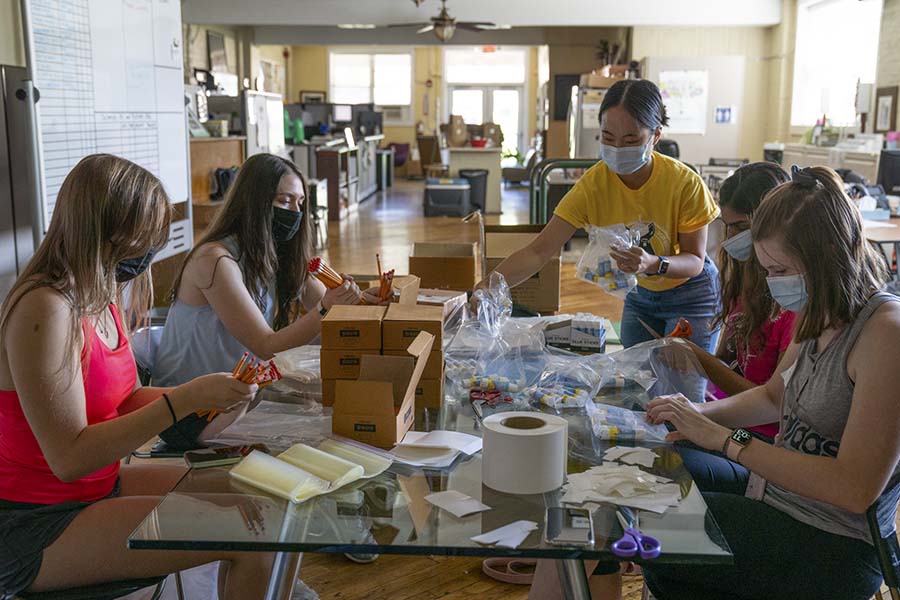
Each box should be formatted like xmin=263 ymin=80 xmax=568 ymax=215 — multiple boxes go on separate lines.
xmin=611 ymin=509 xmax=662 ymax=560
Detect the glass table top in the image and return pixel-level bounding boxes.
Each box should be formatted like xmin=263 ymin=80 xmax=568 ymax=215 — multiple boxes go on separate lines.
xmin=129 ymin=395 xmax=732 ymax=564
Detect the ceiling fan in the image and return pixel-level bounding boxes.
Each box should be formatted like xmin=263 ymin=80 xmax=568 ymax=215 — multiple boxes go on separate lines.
xmin=389 ymin=0 xmax=498 ymax=42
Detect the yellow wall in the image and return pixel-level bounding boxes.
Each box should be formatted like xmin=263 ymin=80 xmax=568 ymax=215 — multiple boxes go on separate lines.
xmin=632 ymin=25 xmax=771 ymax=161
xmin=763 ymin=0 xmax=798 ymax=142
xmin=289 ymin=45 xmax=329 ymax=102
xmin=1 ymin=0 xmax=24 ymax=67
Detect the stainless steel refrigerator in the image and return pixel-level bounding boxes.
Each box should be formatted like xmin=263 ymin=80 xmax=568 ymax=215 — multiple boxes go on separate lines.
xmin=0 ymin=64 xmax=41 ymax=302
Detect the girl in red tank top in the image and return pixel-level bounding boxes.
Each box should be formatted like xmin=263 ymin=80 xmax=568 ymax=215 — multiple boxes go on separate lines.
xmin=0 ymin=155 xmax=264 ymax=599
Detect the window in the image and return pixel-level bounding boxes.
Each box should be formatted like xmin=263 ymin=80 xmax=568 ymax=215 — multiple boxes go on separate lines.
xmin=329 ymin=51 xmax=412 ymax=107
xmin=790 ymin=0 xmax=882 ymax=127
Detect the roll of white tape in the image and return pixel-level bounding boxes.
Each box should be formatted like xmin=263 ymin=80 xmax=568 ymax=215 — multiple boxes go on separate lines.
xmin=481 ymin=411 xmax=568 ymax=495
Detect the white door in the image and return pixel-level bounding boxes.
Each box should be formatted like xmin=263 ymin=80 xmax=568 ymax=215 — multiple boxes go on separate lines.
xmin=449 ymin=86 xmax=523 ymax=156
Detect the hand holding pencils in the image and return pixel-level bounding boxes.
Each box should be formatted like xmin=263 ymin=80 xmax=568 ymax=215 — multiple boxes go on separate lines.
xmin=196 ymin=353 xmax=282 ymax=422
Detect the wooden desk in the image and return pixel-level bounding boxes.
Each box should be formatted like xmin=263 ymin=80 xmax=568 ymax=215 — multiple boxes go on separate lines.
xmin=448 ymin=147 xmax=502 ymax=214
xmin=864 ymin=216 xmax=900 ymax=279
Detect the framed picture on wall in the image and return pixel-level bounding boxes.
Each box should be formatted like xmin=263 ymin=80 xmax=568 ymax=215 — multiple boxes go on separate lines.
xmin=300 ymin=91 xmax=327 ymax=104
xmin=875 ymin=86 xmax=898 ymax=133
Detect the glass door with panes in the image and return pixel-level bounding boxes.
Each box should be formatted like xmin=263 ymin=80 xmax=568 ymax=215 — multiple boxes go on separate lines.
xmin=449 ymin=86 xmax=522 ymax=156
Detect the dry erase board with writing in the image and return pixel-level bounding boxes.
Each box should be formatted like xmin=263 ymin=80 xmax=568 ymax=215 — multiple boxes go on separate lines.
xmin=28 ymin=0 xmax=191 ymax=259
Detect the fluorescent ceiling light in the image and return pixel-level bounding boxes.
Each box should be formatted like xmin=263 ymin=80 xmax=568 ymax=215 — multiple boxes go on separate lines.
xmin=337 ymin=24 xmax=376 ymax=29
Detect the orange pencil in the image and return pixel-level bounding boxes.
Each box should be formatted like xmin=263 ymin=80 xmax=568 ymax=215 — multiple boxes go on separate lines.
xmin=376 ymin=253 xmax=383 ymax=279
xmin=232 ymin=352 xmax=249 ymax=377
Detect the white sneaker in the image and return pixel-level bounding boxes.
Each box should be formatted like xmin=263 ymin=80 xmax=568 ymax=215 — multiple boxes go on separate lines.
xmin=290 ymin=579 xmax=319 ymax=600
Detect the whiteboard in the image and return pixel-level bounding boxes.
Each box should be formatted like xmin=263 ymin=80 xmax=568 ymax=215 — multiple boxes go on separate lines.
xmin=28 ymin=0 xmax=190 ymax=255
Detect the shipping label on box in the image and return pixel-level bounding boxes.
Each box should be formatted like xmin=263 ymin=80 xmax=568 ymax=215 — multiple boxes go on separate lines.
xmin=332 ymin=332 xmax=435 ymax=448
xmin=321 ymin=349 xmax=381 ymax=380
xmin=321 ymin=305 xmax=386 ymax=350
xmin=382 ymin=303 xmax=444 ymax=351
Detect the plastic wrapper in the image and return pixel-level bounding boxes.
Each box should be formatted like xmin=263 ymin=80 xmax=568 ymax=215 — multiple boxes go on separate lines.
xmin=272 ymin=345 xmax=321 ymax=385
xmin=207 ymin=398 xmax=332 ymax=453
xmin=585 ymin=402 xmax=669 ymax=443
xmin=576 ymin=224 xmax=639 ymax=299
xmin=593 ymin=338 xmax=708 ymax=410
xmin=524 ymin=353 xmax=612 ymax=410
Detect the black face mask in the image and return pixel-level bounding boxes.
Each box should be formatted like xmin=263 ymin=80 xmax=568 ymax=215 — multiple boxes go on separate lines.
xmin=116 ymin=247 xmax=157 ymax=283
xmin=272 ymin=206 xmax=302 ymax=243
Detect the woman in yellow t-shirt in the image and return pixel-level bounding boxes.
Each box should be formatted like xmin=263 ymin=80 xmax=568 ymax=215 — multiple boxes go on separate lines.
xmin=484 ymin=79 xmax=721 ymax=353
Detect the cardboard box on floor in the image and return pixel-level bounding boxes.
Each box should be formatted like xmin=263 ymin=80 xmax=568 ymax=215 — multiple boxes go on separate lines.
xmin=320 ymin=305 xmax=386 ymax=350
xmin=332 ymin=331 xmax=435 ymax=448
xmin=408 ymin=241 xmax=479 ymax=290
xmin=484 ymin=224 xmax=561 ymax=313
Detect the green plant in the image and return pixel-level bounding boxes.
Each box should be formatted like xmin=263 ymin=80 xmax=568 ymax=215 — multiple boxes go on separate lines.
xmin=502 ymin=148 xmax=525 ymax=164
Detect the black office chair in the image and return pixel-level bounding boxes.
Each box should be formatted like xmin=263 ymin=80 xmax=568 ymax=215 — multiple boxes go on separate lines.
xmin=867 ymin=473 xmax=900 ymax=600
xmin=655 ymin=138 xmax=680 ymax=160
xmin=17 ymin=576 xmax=167 ymax=600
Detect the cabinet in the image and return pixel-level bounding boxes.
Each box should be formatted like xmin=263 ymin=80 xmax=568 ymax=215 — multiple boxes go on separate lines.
xmin=782 ymin=144 xmax=880 ymax=183
xmin=189 ymin=136 xmax=247 ymax=236
xmin=317 ymin=146 xmax=360 ymax=222
xmin=357 ymin=135 xmax=384 ymax=201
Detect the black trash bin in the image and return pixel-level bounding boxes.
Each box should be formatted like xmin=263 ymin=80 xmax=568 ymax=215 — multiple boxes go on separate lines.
xmin=459 ymin=169 xmax=488 ymax=211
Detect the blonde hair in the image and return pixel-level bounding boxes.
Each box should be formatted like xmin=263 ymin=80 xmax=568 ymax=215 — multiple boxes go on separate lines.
xmin=751 ymin=166 xmax=888 ymax=341
xmin=1 ymin=154 xmax=171 ymax=365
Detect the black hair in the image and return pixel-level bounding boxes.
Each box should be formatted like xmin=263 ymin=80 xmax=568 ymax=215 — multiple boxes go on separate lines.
xmin=719 ymin=162 xmax=790 ymax=216
xmin=598 ymin=80 xmax=670 ymax=131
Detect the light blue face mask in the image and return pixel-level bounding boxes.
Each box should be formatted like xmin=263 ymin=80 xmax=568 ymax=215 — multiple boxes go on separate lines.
xmin=721 ymin=229 xmax=753 ymax=261
xmin=600 ymin=140 xmax=652 ymax=175
xmin=766 ymin=274 xmax=808 ymax=312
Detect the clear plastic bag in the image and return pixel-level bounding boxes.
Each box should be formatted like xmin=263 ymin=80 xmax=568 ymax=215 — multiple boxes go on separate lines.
xmin=524 ymin=353 xmax=612 ymax=409
xmin=594 ymin=338 xmax=708 ymax=410
xmin=576 ymin=224 xmax=639 ymax=299
xmin=585 ymin=402 xmax=669 ymax=443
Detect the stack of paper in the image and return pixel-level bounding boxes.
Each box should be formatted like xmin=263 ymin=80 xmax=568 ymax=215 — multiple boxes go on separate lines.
xmin=562 ymin=463 xmax=682 ymax=514
xmin=390 ymin=430 xmax=483 ymax=468
xmin=230 ymin=439 xmax=391 ymax=504
xmin=425 ymin=490 xmax=491 ymax=518
xmin=471 ymin=520 xmax=538 ymax=549
xmin=604 ymin=446 xmax=658 ymax=468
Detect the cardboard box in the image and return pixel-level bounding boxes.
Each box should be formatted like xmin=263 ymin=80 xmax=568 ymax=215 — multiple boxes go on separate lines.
xmin=382 ymin=303 xmax=444 ymax=351
xmin=392 ymin=288 xmax=467 ymax=319
xmin=322 ymin=379 xmax=338 ymax=407
xmin=321 ymin=349 xmax=381 ymax=380
xmin=414 ymin=378 xmax=444 ymax=410
xmin=386 ymin=349 xmax=443 ymax=380
xmin=332 ymin=331 xmax=435 ymax=448
xmin=409 ymin=242 xmax=478 ymax=290
xmin=484 ymin=225 xmax=561 ymax=313
xmin=320 ymin=305 xmax=386 ymax=350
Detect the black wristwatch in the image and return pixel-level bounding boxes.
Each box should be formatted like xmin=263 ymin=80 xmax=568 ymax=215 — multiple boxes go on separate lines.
xmin=318 ymin=302 xmax=329 ymax=317
xmin=655 ymin=256 xmax=670 ymax=275
xmin=724 ymin=428 xmax=753 ymax=462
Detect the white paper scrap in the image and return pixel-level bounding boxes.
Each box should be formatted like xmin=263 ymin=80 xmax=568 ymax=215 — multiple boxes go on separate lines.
xmin=562 ymin=464 xmax=681 ymax=514
xmin=391 ymin=430 xmax=483 ymax=467
xmin=471 ymin=520 xmax=539 ymax=549
xmin=425 ymin=490 xmax=491 ymax=518
xmin=604 ymin=446 xmax=658 ymax=468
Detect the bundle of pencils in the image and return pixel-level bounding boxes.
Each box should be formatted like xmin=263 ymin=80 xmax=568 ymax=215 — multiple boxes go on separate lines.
xmin=307 ymin=257 xmax=343 ymax=289
xmin=375 ymin=253 xmax=394 ymax=302
xmin=196 ymin=353 xmax=283 ymax=422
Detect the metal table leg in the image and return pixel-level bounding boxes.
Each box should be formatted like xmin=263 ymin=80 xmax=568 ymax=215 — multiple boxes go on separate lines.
xmin=557 ymin=558 xmax=592 ymax=600
xmin=264 ymin=551 xmax=302 ymax=600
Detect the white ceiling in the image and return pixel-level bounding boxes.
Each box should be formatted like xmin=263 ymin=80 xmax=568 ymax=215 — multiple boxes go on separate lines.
xmin=182 ymin=0 xmax=783 ymax=27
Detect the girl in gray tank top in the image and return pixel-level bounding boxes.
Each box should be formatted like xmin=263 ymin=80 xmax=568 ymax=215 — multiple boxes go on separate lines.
xmin=642 ymin=166 xmax=900 ymax=600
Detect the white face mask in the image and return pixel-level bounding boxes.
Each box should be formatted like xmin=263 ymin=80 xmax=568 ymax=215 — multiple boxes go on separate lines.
xmin=600 ymin=140 xmax=653 ymax=175
xmin=766 ymin=274 xmax=808 ymax=312
xmin=721 ymin=229 xmax=753 ymax=261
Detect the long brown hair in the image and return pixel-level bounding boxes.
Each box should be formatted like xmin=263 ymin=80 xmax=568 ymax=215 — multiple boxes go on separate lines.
xmin=0 ymin=154 xmax=171 ymax=364
xmin=752 ymin=166 xmax=888 ymax=341
xmin=172 ymin=153 xmax=313 ymax=329
xmin=713 ymin=162 xmax=790 ymax=357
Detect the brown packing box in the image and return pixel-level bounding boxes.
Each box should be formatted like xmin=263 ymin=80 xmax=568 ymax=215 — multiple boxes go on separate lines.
xmin=332 ymin=331 xmax=435 ymax=448
xmin=322 ymin=379 xmax=337 ymax=407
xmin=385 ymin=349 xmax=443 ymax=380
xmin=320 ymin=349 xmax=381 ymax=380
xmin=414 ymin=378 xmax=444 ymax=410
xmin=382 ymin=303 xmax=444 ymax=351
xmin=408 ymin=242 xmax=478 ymax=290
xmin=484 ymin=224 xmax=561 ymax=313
xmin=320 ymin=305 xmax=386 ymax=350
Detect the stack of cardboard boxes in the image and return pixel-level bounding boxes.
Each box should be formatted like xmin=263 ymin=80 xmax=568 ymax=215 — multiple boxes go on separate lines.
xmin=319 ymin=288 xmax=447 ymax=448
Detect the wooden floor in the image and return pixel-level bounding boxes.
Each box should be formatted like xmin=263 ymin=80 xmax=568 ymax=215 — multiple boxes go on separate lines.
xmin=304 ymin=180 xmax=635 ymax=599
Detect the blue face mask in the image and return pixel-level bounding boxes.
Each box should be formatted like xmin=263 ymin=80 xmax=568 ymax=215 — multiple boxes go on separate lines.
xmin=600 ymin=140 xmax=652 ymax=175
xmin=721 ymin=229 xmax=753 ymax=261
xmin=766 ymin=274 xmax=808 ymax=312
